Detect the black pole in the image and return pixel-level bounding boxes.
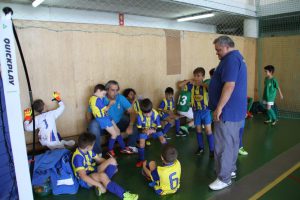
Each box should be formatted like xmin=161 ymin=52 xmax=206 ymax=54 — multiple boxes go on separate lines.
xmin=3 ymin=7 xmax=36 ymax=179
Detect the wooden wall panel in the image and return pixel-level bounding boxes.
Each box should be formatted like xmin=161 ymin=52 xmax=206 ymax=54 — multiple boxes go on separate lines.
xmin=14 ymin=20 xmax=256 ymax=144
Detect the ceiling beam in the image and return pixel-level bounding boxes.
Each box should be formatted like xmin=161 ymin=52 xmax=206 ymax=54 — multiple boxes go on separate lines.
xmin=172 ymin=0 xmax=256 ymax=17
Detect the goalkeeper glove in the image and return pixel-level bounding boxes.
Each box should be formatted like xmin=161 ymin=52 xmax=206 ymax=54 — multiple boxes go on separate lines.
xmin=52 ymin=91 xmax=61 ymax=102
xmin=24 ymin=108 xmax=32 ymax=121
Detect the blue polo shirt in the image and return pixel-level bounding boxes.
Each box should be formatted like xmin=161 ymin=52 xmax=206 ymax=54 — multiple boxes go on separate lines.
xmin=88 ymin=94 xmax=131 ymax=123
xmin=107 ymin=94 xmax=131 ymax=123
xmin=208 ymin=50 xmax=247 ymax=122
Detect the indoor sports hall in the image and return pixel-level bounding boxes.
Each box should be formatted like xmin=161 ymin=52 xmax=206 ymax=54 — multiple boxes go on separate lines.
xmin=0 ymin=1 xmax=299 ymax=200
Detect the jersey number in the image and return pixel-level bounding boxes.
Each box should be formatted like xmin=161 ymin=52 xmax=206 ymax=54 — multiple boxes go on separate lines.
xmin=43 ymin=119 xmax=48 ymax=129
xmin=169 ymin=172 xmax=179 ymax=190
xmin=178 ymin=95 xmax=187 ymax=106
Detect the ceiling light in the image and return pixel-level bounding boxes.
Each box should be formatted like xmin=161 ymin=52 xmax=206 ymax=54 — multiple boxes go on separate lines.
xmin=177 ymin=13 xmax=215 ymax=22
xmin=32 ymin=0 xmax=45 ymax=7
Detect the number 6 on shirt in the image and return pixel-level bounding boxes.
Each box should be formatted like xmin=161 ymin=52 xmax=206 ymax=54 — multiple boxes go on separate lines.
xmin=169 ymin=172 xmax=179 ymax=190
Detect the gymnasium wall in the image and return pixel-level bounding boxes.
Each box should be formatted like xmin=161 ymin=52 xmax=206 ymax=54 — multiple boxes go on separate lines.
xmin=14 ymin=20 xmax=256 ymax=144
xmin=258 ymin=35 xmax=300 ymax=112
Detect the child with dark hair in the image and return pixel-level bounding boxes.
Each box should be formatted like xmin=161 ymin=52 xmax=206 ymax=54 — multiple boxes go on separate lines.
xmin=89 ymin=84 xmax=132 ymax=157
xmin=178 ymin=67 xmax=214 ymax=157
xmin=158 ymin=87 xmax=186 ymax=138
xmin=24 ymin=92 xmax=75 ymax=149
xmin=142 ymin=144 xmax=181 ymax=195
xmin=72 ymin=132 xmax=138 ymax=199
xmin=136 ymin=98 xmax=167 ymax=167
xmin=263 ymin=65 xmax=283 ymax=125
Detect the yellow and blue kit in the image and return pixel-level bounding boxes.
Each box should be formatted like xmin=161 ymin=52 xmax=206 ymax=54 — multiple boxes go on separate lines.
xmin=133 ymin=99 xmax=142 ymax=115
xmin=186 ymin=83 xmax=211 ymax=126
xmin=150 ymin=160 xmax=181 ymax=195
xmin=89 ymin=95 xmax=113 ymax=129
xmin=158 ymin=98 xmax=175 ymax=120
xmin=137 ymin=109 xmax=166 ymax=162
xmin=71 ymin=148 xmax=98 ymax=188
xmin=137 ymin=109 xmax=163 ymax=140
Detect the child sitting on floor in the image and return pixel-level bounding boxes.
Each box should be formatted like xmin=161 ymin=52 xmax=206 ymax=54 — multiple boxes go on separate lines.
xmin=24 ymin=92 xmax=75 ymax=150
xmin=142 ymin=144 xmax=181 ymax=196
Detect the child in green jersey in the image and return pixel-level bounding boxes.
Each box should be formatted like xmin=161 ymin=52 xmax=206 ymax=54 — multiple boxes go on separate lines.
xmin=263 ymin=65 xmax=283 ymax=125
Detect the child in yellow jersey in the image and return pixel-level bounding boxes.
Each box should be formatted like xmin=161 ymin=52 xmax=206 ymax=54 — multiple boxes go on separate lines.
xmin=89 ymin=84 xmax=132 ymax=158
xmin=178 ymin=67 xmax=214 ymax=157
xmin=72 ymin=132 xmax=138 ymax=200
xmin=136 ymin=98 xmax=167 ymax=167
xmin=142 ymin=144 xmax=181 ymax=195
xmin=158 ymin=87 xmax=186 ymax=138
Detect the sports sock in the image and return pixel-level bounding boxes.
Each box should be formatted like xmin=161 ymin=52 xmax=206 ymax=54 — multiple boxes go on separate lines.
xmin=105 ymin=164 xmax=117 ymax=179
xmin=163 ymin=123 xmax=172 ymax=134
xmin=196 ymin=132 xmax=204 ymax=149
xmin=108 ymin=138 xmax=116 ymax=151
xmin=116 ymin=135 xmax=126 ymax=149
xmin=175 ymin=119 xmax=180 ymax=133
xmin=107 ymin=181 xmax=125 ymax=199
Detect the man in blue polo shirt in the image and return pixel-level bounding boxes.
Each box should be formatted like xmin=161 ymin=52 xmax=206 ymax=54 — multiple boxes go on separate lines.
xmin=87 ymin=80 xmax=138 ymax=155
xmin=208 ymin=36 xmax=247 ymax=190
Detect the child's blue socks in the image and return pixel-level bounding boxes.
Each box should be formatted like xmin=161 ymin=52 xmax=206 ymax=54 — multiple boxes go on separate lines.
xmin=175 ymin=119 xmax=180 ymax=133
xmin=196 ymin=132 xmax=204 ymax=149
xmin=116 ymin=135 xmax=126 ymax=149
xmin=138 ymin=147 xmax=145 ymax=161
xmin=108 ymin=138 xmax=116 ymax=151
xmin=163 ymin=123 xmax=172 ymax=134
xmin=105 ymin=164 xmax=117 ymax=179
xmin=107 ymin=181 xmax=125 ymax=199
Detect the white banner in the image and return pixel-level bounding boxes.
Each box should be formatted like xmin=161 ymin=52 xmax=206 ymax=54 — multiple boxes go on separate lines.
xmin=0 ymin=13 xmax=33 ymax=200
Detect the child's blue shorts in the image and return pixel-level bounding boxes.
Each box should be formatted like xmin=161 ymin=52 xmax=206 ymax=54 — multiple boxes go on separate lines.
xmin=96 ymin=116 xmax=113 ymax=129
xmin=193 ymin=109 xmax=212 ymax=126
xmin=139 ymin=131 xmax=164 ymax=140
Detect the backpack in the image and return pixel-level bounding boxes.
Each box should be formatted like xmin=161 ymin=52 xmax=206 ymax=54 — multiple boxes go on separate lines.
xmin=50 ymin=152 xmax=79 ymax=195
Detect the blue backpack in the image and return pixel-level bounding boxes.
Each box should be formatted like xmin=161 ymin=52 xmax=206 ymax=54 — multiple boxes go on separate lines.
xmin=50 ymin=153 xmax=79 ymax=195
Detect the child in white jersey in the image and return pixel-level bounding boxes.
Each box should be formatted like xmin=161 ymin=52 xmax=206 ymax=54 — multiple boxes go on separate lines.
xmin=24 ymin=92 xmax=75 ymax=150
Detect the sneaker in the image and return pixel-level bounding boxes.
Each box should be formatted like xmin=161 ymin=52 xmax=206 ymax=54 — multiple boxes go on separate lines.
xmin=264 ymin=120 xmax=272 ymax=124
xmin=231 ymin=172 xmax=237 ymax=179
xmin=238 ymin=147 xmax=248 ymax=156
xmin=95 ymin=187 xmax=102 ymax=197
xmin=148 ymin=181 xmax=156 ymax=188
xmin=146 ymin=140 xmax=151 ymax=146
xmin=271 ymin=121 xmax=277 ymax=126
xmin=164 ymin=134 xmax=172 ymax=140
xmin=106 ymin=150 xmax=116 ymax=158
xmin=247 ymin=111 xmax=253 ymax=118
xmin=176 ymin=130 xmax=187 ymax=137
xmin=120 ymin=147 xmax=134 ymax=154
xmin=209 ymin=151 xmax=214 ymax=158
xmin=180 ymin=126 xmax=189 ymax=134
xmin=136 ymin=161 xmax=144 ymax=168
xmin=123 ymin=191 xmax=139 ymax=200
xmin=128 ymin=146 xmax=138 ymax=153
xmin=209 ymin=178 xmax=232 ymax=190
xmin=61 ymin=140 xmax=75 ymax=147
xmin=95 ymin=185 xmax=106 ymax=196
xmin=195 ymin=148 xmax=204 ymax=155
